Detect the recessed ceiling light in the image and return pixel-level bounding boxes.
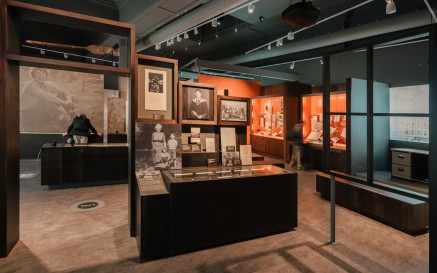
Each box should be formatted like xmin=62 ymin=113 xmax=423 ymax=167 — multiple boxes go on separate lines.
xmin=259 ymin=15 xmax=265 ymax=22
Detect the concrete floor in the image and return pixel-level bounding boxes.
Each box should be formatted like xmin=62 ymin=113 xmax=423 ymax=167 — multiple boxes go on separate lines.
xmin=0 ymin=160 xmax=429 ymax=273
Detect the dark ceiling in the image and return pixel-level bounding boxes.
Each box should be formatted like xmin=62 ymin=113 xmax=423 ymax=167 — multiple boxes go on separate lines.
xmin=17 ymin=0 xmax=435 ymax=86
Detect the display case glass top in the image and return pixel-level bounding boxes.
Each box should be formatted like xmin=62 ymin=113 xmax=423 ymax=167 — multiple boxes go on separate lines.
xmin=163 ymin=165 xmax=290 ymax=183
xmin=251 ymin=96 xmax=284 ymax=140
xmin=302 ymin=92 xmax=346 ymax=149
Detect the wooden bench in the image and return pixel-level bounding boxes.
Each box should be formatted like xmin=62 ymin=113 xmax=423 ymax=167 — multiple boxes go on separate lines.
xmin=316 ymin=173 xmax=429 ymax=235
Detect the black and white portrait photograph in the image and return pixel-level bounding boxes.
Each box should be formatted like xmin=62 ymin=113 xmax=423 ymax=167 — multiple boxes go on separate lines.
xmin=187 ymin=88 xmax=210 ymax=120
xmin=221 ymin=99 xmax=247 ymax=122
xmin=179 ymin=82 xmax=217 ymax=125
xmin=148 ymin=72 xmax=163 ymax=93
xmin=135 ymin=122 xmax=182 ymax=171
xmin=144 ymin=69 xmax=167 ymax=111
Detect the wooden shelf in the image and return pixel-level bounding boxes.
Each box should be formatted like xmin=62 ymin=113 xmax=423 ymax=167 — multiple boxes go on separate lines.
xmin=7 ymin=54 xmax=131 ymax=76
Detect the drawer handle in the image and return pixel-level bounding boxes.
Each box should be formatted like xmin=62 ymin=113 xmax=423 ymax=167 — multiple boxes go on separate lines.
xmin=397 ymin=155 xmax=405 ymax=159
xmin=398 ymin=167 xmax=404 ymax=172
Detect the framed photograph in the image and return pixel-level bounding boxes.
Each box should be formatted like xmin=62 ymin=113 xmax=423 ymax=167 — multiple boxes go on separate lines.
xmin=179 ymin=82 xmax=217 ymax=125
xmin=136 ymin=55 xmax=178 ymax=124
xmin=217 ymin=96 xmax=249 ymax=126
xmin=135 ymin=122 xmax=182 ymax=171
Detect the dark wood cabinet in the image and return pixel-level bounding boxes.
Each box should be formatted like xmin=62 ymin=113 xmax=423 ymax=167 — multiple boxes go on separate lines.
xmin=41 ymin=144 xmax=128 ymax=187
xmin=135 ymin=165 xmax=298 ymax=261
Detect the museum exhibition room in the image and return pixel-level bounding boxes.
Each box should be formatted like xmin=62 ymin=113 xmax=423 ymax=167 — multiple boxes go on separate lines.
xmin=1 ymin=0 xmax=437 ymax=272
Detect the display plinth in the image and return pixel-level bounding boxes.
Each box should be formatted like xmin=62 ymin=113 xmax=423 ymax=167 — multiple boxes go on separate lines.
xmin=135 ymin=165 xmax=297 ymax=261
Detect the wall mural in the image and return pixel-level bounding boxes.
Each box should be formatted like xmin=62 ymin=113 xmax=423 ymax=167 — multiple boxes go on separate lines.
xmin=20 ymin=66 xmax=104 ymax=133
xmin=108 ymin=97 xmax=126 ymax=133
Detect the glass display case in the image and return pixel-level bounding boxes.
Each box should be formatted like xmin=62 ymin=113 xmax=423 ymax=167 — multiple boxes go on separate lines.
xmin=163 ymin=165 xmax=289 ymax=183
xmin=251 ymin=96 xmax=284 ymax=140
xmin=302 ymin=92 xmax=347 ymax=149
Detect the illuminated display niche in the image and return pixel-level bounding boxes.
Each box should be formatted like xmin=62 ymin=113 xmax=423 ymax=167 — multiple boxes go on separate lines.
xmin=302 ymin=92 xmax=346 ymax=149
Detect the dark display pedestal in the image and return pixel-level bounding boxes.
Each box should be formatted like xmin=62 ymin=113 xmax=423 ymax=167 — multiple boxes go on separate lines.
xmin=135 ymin=165 xmax=297 ymax=261
xmin=41 ymin=144 xmax=128 ymax=187
xmin=316 ymin=173 xmax=429 ymax=234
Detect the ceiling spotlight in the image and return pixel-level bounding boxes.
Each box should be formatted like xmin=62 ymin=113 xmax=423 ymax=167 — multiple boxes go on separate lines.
xmin=194 ymin=27 xmax=199 ymax=35
xmin=386 ymin=0 xmax=396 ymax=14
xmin=166 ymin=40 xmax=171 ymax=46
xmin=177 ymin=36 xmax=182 ymax=42
xmin=215 ymin=32 xmax=220 ymax=39
xmin=267 ymin=43 xmax=271 ymax=50
xmin=248 ymin=3 xmax=255 ymax=14
xmin=184 ymin=32 xmax=189 ymax=39
xmin=234 ymin=26 xmax=238 ymax=33
xmin=290 ymin=62 xmax=295 ymax=69
xmin=276 ymin=39 xmax=281 ymax=47
xmin=320 ymin=58 xmax=324 ymax=65
xmin=170 ymin=38 xmax=174 ymax=45
xmin=198 ymin=40 xmax=202 ymax=45
xmin=212 ymin=18 xmax=218 ymax=27
xmin=287 ymin=31 xmax=295 ymax=40
xmin=155 ymin=44 xmax=161 ymax=50
xmin=259 ymin=15 xmax=265 ymax=22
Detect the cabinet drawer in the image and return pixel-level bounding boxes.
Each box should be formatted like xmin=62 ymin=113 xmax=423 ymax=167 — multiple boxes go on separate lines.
xmin=392 ymin=151 xmax=411 ymax=166
xmin=392 ymin=164 xmax=411 ymax=179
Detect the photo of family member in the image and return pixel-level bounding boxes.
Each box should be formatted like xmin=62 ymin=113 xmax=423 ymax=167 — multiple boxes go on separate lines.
xmin=188 ymin=89 xmax=209 ymax=120
xmin=135 ymin=123 xmax=182 ymax=171
xmin=148 ymin=72 xmax=164 ymax=93
xmin=221 ymin=100 xmax=248 ymax=122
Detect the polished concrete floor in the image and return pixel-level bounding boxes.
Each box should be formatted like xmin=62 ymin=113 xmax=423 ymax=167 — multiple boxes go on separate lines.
xmin=0 ymin=160 xmax=429 ymax=273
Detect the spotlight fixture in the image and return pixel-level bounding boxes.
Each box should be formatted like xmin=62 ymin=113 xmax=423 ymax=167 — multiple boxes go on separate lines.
xmin=290 ymin=62 xmax=295 ymax=69
xmin=170 ymin=38 xmax=174 ymax=45
xmin=267 ymin=43 xmax=271 ymax=50
xmin=248 ymin=3 xmax=255 ymax=14
xmin=194 ymin=27 xmax=199 ymax=35
xmin=276 ymin=39 xmax=281 ymax=47
xmin=320 ymin=58 xmax=324 ymax=65
xmin=259 ymin=15 xmax=265 ymax=22
xmin=287 ymin=31 xmax=295 ymax=40
xmin=279 ymin=38 xmax=283 ymax=46
xmin=386 ymin=0 xmax=396 ymax=14
xmin=198 ymin=40 xmax=202 ymax=45
xmin=177 ymin=36 xmax=182 ymax=42
xmin=166 ymin=40 xmax=171 ymax=46
xmin=212 ymin=18 xmax=218 ymax=27
xmin=184 ymin=32 xmax=189 ymax=39
xmin=215 ymin=31 xmax=220 ymax=39
xmin=155 ymin=44 xmax=160 ymax=50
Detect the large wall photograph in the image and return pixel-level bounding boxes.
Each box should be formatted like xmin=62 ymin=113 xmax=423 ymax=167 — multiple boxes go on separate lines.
xmin=135 ymin=122 xmax=182 ymax=171
xmin=20 ymin=66 xmax=104 ymax=133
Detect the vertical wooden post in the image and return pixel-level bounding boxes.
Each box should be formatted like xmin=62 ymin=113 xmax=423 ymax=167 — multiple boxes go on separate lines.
xmin=0 ymin=0 xmax=20 ymax=258
xmin=367 ymin=46 xmax=374 ymax=183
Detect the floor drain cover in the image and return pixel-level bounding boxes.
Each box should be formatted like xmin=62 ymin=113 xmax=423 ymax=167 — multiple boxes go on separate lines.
xmin=20 ymin=172 xmax=39 ymax=179
xmin=70 ymin=200 xmax=105 ymax=212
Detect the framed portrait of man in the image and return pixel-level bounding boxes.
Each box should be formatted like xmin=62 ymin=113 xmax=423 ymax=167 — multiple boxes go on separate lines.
xmin=217 ymin=96 xmax=249 ymax=126
xmin=179 ymin=82 xmax=217 ymax=125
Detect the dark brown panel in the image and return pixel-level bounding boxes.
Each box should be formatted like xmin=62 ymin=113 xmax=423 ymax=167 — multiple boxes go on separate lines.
xmin=316 ymin=173 xmax=428 ymax=234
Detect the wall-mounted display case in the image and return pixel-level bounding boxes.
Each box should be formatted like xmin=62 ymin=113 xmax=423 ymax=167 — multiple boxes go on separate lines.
xmin=251 ymin=96 xmax=284 ymax=140
xmin=302 ymin=92 xmax=347 ymax=150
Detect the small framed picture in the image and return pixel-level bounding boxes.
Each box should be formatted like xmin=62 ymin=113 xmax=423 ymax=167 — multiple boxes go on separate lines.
xmin=217 ymin=96 xmax=249 ymax=126
xmin=179 ymin=82 xmax=217 ymax=125
xmin=136 ymin=55 xmax=178 ymax=124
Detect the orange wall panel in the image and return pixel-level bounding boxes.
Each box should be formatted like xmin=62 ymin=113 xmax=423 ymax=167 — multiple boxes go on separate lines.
xmin=198 ymin=74 xmax=261 ymax=98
